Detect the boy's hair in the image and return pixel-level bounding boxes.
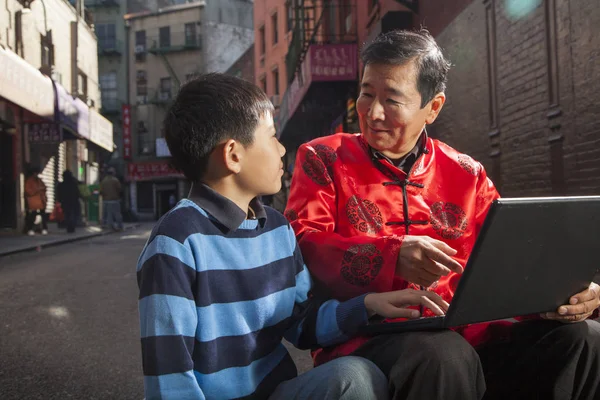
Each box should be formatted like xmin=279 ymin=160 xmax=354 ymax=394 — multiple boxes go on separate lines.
xmin=361 ymin=29 xmax=451 ymax=108
xmin=163 ymin=73 xmax=274 ymax=182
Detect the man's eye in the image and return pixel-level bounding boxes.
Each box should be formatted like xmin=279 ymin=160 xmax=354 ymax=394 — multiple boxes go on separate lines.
xmin=387 ymin=99 xmax=401 ymax=105
xmin=360 ymin=93 xmax=373 ymax=98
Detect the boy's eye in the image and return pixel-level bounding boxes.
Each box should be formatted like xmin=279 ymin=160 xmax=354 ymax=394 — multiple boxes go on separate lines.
xmin=360 ymin=93 xmax=373 ymax=98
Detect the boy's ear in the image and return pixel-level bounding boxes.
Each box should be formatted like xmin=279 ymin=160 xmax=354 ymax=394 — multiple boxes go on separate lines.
xmin=223 ymin=139 xmax=244 ymax=174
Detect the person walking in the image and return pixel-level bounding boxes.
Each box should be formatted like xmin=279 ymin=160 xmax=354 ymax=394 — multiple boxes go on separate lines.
xmin=24 ymin=166 xmax=48 ymax=236
xmin=57 ymin=170 xmax=81 ymax=234
xmin=100 ymin=167 xmax=123 ymax=231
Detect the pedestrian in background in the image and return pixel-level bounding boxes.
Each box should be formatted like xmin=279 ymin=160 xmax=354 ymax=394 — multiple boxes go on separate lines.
xmin=24 ymin=165 xmax=48 ymax=236
xmin=57 ymin=170 xmax=81 ymax=234
xmin=100 ymin=167 xmax=123 ymax=231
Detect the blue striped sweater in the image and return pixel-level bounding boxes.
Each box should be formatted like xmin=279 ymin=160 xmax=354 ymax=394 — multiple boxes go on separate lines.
xmin=137 ymin=184 xmax=369 ymax=400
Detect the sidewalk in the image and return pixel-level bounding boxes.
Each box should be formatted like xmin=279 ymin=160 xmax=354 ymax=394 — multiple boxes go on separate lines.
xmin=0 ymin=222 xmax=141 ymax=257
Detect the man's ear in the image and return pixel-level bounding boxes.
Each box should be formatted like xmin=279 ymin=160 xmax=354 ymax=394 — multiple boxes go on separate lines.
xmin=222 ymin=139 xmax=244 ymax=174
xmin=425 ymin=92 xmax=446 ymax=125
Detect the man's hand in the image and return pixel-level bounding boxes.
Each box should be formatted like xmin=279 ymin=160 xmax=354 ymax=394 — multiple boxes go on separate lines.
xmin=364 ymin=289 xmax=450 ymax=319
xmin=396 ymin=235 xmax=464 ymax=287
xmin=541 ymin=282 xmax=600 ymax=323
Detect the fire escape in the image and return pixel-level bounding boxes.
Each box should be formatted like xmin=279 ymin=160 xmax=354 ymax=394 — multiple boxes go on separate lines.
xmin=286 ymin=0 xmax=357 ymax=85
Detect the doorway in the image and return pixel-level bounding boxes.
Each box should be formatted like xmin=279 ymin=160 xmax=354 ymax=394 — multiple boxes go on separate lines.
xmin=154 ymin=182 xmax=177 ymax=219
xmin=0 ymin=131 xmax=16 ymax=229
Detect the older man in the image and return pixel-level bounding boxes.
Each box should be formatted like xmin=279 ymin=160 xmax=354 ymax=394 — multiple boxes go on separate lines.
xmin=285 ymin=29 xmax=600 ymax=400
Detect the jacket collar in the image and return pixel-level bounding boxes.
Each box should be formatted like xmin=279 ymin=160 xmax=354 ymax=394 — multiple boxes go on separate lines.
xmin=188 ymin=183 xmax=267 ymax=231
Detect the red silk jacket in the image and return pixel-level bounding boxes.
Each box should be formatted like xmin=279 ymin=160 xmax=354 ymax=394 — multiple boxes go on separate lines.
xmin=285 ymin=132 xmax=509 ymax=365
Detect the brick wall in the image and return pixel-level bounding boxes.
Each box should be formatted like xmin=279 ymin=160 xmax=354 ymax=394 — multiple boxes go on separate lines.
xmin=426 ymin=0 xmax=600 ymax=197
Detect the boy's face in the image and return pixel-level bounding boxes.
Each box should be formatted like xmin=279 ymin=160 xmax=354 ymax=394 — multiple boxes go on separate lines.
xmin=236 ymin=113 xmax=286 ymax=197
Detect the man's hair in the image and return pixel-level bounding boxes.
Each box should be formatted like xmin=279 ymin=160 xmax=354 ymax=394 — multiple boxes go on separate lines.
xmin=360 ymin=29 xmax=451 ymax=108
xmin=163 ymin=73 xmax=274 ymax=182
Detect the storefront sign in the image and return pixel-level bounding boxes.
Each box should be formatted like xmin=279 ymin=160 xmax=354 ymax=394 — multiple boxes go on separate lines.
xmin=127 ymin=161 xmax=182 ymax=181
xmin=0 ymin=46 xmax=54 ymax=118
xmin=122 ymin=105 xmax=132 ymax=160
xmin=54 ymin=82 xmax=90 ymax=139
xmin=28 ymin=122 xmax=61 ymax=143
xmin=309 ymin=44 xmax=358 ymax=82
xmin=89 ymin=109 xmax=114 ymax=152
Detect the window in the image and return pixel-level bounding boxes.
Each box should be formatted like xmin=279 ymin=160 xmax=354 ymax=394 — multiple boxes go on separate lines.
xmin=159 ymin=27 xmax=170 ymax=48
xmin=272 ymin=67 xmax=280 ymax=96
xmin=78 ymin=71 xmax=88 ymax=101
xmin=100 ymin=72 xmax=118 ymax=111
xmin=135 ymin=30 xmax=146 ymax=61
xmin=341 ymin=0 xmax=353 ymax=34
xmin=259 ymin=76 xmax=267 ymax=94
xmin=286 ymin=1 xmax=293 ymax=32
xmin=136 ymin=70 xmax=147 ymax=96
xmin=259 ymin=25 xmax=265 ymax=55
xmin=160 ymin=78 xmax=172 ymax=99
xmin=185 ymin=23 xmax=197 ymax=46
xmin=40 ymin=32 xmax=54 ymax=70
xmin=135 ymin=30 xmax=146 ymax=47
xmin=96 ymin=23 xmax=116 ymax=50
xmin=271 ymin=12 xmax=278 ymax=45
xmin=368 ymin=0 xmax=379 ymax=14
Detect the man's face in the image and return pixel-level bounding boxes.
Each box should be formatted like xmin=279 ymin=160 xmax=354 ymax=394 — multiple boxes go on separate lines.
xmin=236 ymin=113 xmax=286 ymax=197
xmin=357 ymin=61 xmax=443 ymax=161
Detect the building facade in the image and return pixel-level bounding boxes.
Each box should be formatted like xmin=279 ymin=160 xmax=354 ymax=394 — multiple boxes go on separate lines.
xmin=253 ymin=0 xmax=294 ymax=108
xmin=0 ymin=0 xmax=113 ymax=232
xmin=124 ymin=2 xmax=204 ymax=220
xmin=278 ymin=0 xmax=600 ymax=199
xmin=225 ymin=44 xmax=255 ymax=83
xmin=415 ymin=0 xmax=600 ymax=197
xmin=85 ymin=0 xmax=128 ymax=178
xmin=203 ymin=0 xmax=254 ymax=74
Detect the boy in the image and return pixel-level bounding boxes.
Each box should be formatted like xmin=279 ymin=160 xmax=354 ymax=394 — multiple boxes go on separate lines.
xmin=136 ymin=74 xmax=448 ymax=400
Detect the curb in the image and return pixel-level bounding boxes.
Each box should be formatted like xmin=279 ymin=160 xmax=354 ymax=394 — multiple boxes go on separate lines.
xmin=0 ymin=224 xmax=142 ymax=258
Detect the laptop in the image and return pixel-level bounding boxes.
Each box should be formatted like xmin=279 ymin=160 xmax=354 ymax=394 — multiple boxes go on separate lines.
xmin=361 ymin=196 xmax=600 ymax=336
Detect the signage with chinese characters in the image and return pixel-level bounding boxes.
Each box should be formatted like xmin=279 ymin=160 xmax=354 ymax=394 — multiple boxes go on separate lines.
xmin=28 ymin=122 xmax=61 ymax=143
xmin=127 ymin=161 xmax=182 ymax=181
xmin=309 ymin=44 xmax=358 ymax=82
xmin=122 ymin=105 xmax=132 ymax=160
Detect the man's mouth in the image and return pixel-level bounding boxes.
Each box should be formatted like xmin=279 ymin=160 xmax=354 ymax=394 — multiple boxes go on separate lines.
xmin=368 ymin=126 xmax=390 ymax=133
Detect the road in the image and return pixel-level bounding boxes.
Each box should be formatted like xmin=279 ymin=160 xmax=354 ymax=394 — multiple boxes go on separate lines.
xmin=0 ymin=225 xmax=312 ymax=400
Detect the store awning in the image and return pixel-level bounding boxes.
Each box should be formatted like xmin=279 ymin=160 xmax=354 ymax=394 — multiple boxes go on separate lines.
xmin=0 ymin=45 xmax=54 ymax=118
xmin=89 ymin=108 xmax=114 ymax=152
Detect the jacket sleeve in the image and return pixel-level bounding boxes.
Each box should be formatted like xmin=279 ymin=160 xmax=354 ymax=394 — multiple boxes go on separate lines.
xmin=283 ymin=225 xmax=369 ymax=349
xmin=137 ymin=234 xmax=204 ymax=400
xmin=473 ymin=164 xmax=500 ymax=236
xmin=285 ymin=143 xmax=404 ymax=301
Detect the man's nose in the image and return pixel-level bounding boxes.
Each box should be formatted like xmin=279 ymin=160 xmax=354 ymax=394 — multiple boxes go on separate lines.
xmin=368 ymin=99 xmax=385 ymax=121
xmin=278 ymin=141 xmax=286 ymax=157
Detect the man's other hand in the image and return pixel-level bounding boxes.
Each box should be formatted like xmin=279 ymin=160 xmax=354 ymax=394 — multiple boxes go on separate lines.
xmin=541 ymin=282 xmax=600 ymax=323
xmin=396 ymin=235 xmax=464 ymax=287
xmin=364 ymin=289 xmax=450 ymax=319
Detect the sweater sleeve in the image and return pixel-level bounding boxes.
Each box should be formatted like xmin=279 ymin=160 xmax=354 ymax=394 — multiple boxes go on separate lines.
xmin=285 ymin=142 xmax=403 ymax=301
xmin=283 ymin=225 xmax=369 ymax=350
xmin=137 ymin=234 xmax=205 ymax=400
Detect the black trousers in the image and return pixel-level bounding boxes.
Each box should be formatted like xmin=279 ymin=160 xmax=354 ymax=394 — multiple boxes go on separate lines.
xmin=352 ymin=319 xmax=600 ymax=400
xmin=25 ymin=209 xmax=48 ymax=232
